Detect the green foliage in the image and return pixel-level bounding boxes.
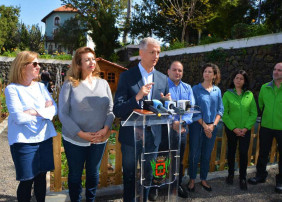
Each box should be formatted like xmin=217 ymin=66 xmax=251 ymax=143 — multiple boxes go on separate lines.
xmin=246 ymin=24 xmax=270 ymax=37
xmin=40 ymin=52 xmax=72 ymax=60
xmin=11 ymin=23 xmax=44 ymax=53
xmin=162 ymin=39 xmax=186 ymax=51
xmin=53 ymin=17 xmax=86 ymax=54
xmin=205 ymin=0 xmax=257 ymax=40
xmin=0 ymin=5 xmax=20 ymax=53
xmin=231 ymin=23 xmax=249 ymax=39
xmin=0 ymin=50 xmax=72 ymax=60
xmin=206 ymin=48 xmax=228 ymax=62
xmin=231 ymin=23 xmax=271 ymax=39
xmin=261 ymin=0 xmax=282 ymax=32
xmin=109 ymin=52 xmax=119 ymax=62
xmin=0 ymin=92 xmax=8 ymax=114
xmin=199 ymin=35 xmax=223 ymax=45
xmin=1 ymin=50 xmax=18 ymax=57
xmin=61 ymin=0 xmax=125 ymax=59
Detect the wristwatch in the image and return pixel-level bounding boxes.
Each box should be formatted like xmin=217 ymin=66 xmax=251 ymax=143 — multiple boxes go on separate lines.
xmin=213 ymin=124 xmax=217 ymax=128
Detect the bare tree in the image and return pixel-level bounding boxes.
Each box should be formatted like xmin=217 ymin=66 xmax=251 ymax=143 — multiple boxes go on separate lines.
xmin=159 ymin=0 xmax=199 ymax=43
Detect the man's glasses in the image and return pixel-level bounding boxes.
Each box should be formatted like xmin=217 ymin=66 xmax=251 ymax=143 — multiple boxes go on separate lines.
xmin=26 ymin=62 xmax=40 ymax=67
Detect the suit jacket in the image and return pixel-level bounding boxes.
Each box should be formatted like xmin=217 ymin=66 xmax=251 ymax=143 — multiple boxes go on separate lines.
xmin=113 ymin=65 xmax=169 ymax=146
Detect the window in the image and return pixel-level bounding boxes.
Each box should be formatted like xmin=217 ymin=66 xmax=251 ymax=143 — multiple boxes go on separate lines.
xmin=54 ymin=17 xmax=60 ymax=26
xmin=107 ymin=73 xmax=115 ymax=83
xmin=100 ymin=72 xmax=105 ymax=79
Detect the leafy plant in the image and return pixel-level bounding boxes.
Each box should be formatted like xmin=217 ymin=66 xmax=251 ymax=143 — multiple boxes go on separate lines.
xmin=199 ymin=34 xmax=223 ymax=45
xmin=206 ymin=47 xmax=228 ymax=62
xmin=162 ymin=39 xmax=186 ymax=51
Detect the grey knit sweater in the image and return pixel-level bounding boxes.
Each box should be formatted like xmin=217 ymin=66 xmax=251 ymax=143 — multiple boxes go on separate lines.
xmin=58 ymin=79 xmax=115 ymax=144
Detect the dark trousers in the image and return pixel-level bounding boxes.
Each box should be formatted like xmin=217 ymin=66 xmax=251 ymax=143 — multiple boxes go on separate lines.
xmin=225 ymin=127 xmax=251 ymax=179
xmin=256 ymin=127 xmax=282 ymax=182
xmin=63 ymin=140 xmax=106 ymax=202
xmin=17 ymin=172 xmax=47 ymax=202
xmin=121 ymin=130 xmax=158 ymax=202
xmin=158 ymin=129 xmax=187 ymax=186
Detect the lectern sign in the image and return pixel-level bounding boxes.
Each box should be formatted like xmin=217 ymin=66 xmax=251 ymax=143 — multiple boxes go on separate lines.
xmin=151 ymin=156 xmax=171 ymax=184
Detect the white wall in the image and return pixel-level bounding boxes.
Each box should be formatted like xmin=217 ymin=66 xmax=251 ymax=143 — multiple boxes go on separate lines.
xmin=130 ymin=33 xmax=282 ymax=61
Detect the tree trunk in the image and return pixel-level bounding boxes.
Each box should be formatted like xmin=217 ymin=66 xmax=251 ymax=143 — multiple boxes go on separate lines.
xmin=122 ymin=0 xmax=131 ymax=44
xmin=181 ymin=23 xmax=187 ymax=43
xmin=198 ymin=29 xmax=202 ymax=44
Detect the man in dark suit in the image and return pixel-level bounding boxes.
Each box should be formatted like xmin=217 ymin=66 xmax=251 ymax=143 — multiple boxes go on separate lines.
xmin=113 ymin=37 xmax=170 ymax=201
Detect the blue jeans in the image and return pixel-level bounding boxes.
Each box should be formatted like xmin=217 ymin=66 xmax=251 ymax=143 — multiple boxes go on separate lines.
xmin=63 ymin=140 xmax=106 ymax=202
xmin=188 ymin=122 xmax=217 ymax=180
xmin=121 ymin=130 xmax=158 ymax=202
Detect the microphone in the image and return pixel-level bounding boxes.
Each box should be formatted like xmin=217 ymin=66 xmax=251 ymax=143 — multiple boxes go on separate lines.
xmin=152 ymin=99 xmax=173 ymax=115
xmin=160 ymin=97 xmax=185 ymax=115
xmin=143 ymin=100 xmax=161 ymax=117
xmin=177 ymin=100 xmax=191 ymax=111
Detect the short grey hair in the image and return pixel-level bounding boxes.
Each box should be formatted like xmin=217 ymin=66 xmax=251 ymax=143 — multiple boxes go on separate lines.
xmin=139 ymin=37 xmax=160 ymax=50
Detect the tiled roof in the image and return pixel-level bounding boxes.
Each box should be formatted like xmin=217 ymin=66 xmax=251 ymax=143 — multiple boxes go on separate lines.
xmin=41 ymin=5 xmax=79 ymax=23
xmin=53 ymin=5 xmax=78 ymax=12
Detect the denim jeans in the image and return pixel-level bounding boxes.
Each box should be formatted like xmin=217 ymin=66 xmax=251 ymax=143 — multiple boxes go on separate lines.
xmin=121 ymin=130 xmax=158 ymax=202
xmin=63 ymin=139 xmax=106 ymax=202
xmin=225 ymin=127 xmax=251 ymax=179
xmin=188 ymin=122 xmax=217 ymax=180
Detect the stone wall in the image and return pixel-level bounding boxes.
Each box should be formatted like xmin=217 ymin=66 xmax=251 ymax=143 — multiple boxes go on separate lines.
xmin=128 ymin=43 xmax=282 ymax=100
xmin=0 ymin=57 xmax=71 ymax=84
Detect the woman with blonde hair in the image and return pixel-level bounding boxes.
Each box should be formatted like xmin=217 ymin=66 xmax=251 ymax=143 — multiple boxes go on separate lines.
xmin=59 ymin=47 xmax=114 ymax=201
xmin=5 ymin=51 xmax=57 ymax=201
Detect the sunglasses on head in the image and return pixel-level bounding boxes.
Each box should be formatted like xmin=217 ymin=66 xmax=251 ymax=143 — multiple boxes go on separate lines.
xmin=26 ymin=62 xmax=40 ymax=67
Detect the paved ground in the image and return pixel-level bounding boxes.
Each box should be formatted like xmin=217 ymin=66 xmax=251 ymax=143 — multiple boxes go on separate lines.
xmin=1 ymin=117 xmax=281 ymax=201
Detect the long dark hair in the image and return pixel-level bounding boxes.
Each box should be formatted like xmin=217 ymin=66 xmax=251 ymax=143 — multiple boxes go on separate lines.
xmin=229 ymin=69 xmax=250 ymax=91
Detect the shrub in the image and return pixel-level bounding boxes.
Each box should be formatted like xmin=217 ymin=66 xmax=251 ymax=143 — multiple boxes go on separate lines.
xmin=231 ymin=23 xmax=271 ymax=39
xmin=162 ymin=39 xmax=186 ymax=51
xmin=231 ymin=23 xmax=250 ymax=39
xmin=199 ymin=34 xmax=223 ymax=45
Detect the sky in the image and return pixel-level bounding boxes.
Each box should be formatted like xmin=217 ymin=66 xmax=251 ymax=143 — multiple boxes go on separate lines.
xmin=0 ymin=0 xmax=141 ymax=35
xmin=1 ymin=0 xmax=63 ymax=34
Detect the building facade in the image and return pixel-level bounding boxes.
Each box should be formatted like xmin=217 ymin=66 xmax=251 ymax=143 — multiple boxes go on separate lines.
xmin=41 ymin=5 xmax=94 ymax=54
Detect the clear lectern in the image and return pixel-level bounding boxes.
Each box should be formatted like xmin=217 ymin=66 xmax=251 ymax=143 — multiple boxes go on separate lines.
xmin=121 ymin=109 xmax=185 ymax=201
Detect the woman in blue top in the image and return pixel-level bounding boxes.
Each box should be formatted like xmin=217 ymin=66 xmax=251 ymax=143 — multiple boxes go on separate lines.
xmin=5 ymin=51 xmax=57 ymax=201
xmin=188 ymin=63 xmax=224 ymax=192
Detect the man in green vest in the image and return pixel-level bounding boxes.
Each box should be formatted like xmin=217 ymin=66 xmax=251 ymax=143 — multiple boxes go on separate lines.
xmin=248 ymin=62 xmax=282 ymax=193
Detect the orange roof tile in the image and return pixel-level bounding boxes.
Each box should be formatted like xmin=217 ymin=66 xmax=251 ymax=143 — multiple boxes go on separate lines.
xmin=41 ymin=5 xmax=79 ymax=23
xmin=54 ymin=5 xmax=78 ymax=12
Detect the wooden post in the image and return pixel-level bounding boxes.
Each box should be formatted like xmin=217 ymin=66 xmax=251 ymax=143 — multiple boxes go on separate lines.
xmin=100 ymin=131 xmax=110 ymax=187
xmin=255 ymin=124 xmax=261 ymax=165
xmin=114 ymin=131 xmax=123 ymax=185
xmin=248 ymin=127 xmax=255 ymax=166
xmin=219 ymin=128 xmax=227 ymax=171
xmin=182 ymin=135 xmax=190 ymax=175
xmin=210 ymin=137 xmax=219 ymax=172
xmin=270 ymin=138 xmax=277 ymax=163
xmin=53 ymin=133 xmax=62 ymax=192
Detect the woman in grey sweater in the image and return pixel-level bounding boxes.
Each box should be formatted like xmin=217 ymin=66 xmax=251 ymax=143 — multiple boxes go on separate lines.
xmin=59 ymin=47 xmax=114 ymax=201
